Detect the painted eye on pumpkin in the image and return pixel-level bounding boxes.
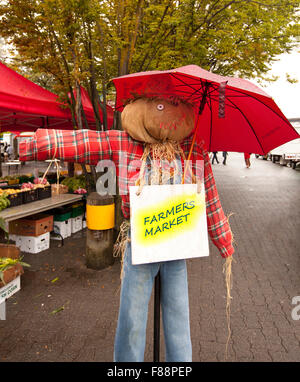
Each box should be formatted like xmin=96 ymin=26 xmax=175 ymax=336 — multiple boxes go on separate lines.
xmin=156 ymin=104 xmax=165 ymax=111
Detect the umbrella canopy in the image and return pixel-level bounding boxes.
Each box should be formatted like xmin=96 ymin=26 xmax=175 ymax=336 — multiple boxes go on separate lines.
xmin=112 ymin=65 xmax=299 ymax=155
xmin=0 ymin=61 xmax=114 ymax=132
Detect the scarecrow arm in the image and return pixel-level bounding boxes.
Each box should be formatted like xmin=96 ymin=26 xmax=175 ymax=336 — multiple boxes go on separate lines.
xmin=203 ymin=149 xmax=234 ymax=258
xmin=19 ymin=128 xmax=126 ymax=165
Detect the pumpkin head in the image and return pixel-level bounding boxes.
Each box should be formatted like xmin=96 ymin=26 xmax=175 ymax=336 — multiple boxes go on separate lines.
xmin=121 ymin=97 xmax=195 ymax=143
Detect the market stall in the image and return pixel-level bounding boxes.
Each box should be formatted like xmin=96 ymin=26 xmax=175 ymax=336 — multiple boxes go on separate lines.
xmin=0 ymin=193 xmax=84 ymax=222
xmin=0 ymin=62 xmax=102 ymax=319
xmin=0 ymin=169 xmax=87 ymax=319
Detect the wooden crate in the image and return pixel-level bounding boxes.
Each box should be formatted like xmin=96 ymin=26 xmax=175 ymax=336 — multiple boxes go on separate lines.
xmin=51 ymin=184 xmax=68 ymax=195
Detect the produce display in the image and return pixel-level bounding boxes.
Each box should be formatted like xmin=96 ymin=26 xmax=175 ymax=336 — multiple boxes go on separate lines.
xmin=61 ymin=175 xmax=87 ymax=193
xmin=0 ymin=192 xmax=10 ymax=211
xmin=0 ymin=175 xmax=19 ymax=185
xmin=34 ymin=177 xmax=48 ymax=185
xmin=74 ymin=187 xmax=87 ymax=194
xmin=0 ymin=173 xmax=87 ymax=212
xmin=21 ymin=182 xmax=35 ymax=190
xmin=0 ymin=257 xmax=30 ymax=286
xmin=21 ymin=178 xmax=49 ymax=191
xmin=0 ymin=188 xmax=22 ymax=195
xmin=0 ymin=176 xmax=52 ymax=211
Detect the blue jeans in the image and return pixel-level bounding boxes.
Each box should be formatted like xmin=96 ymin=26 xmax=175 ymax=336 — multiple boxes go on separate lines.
xmin=114 ymin=235 xmax=192 ymax=362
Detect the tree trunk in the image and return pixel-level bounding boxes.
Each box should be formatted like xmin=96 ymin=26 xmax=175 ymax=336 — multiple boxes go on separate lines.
xmin=68 ymin=162 xmax=74 ymax=177
xmin=75 ymin=81 xmax=83 ymax=130
xmin=88 ymin=76 xmax=102 ymax=131
xmin=96 ymin=20 xmax=108 ymax=131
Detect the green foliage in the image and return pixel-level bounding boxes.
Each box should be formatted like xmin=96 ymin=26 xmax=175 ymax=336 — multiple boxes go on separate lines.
xmin=0 ymin=256 xmax=30 ymax=285
xmin=61 ymin=175 xmax=86 ymax=192
xmin=0 ymin=0 xmax=299 ymax=97
xmin=285 ymin=73 xmax=298 ymax=84
xmin=0 ymin=192 xmax=10 ymax=212
xmin=0 ymin=217 xmax=8 ymax=235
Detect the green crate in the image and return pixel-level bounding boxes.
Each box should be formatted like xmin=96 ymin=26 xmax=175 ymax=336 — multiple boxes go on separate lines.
xmin=18 ymin=175 xmax=34 ymax=184
xmin=71 ymin=205 xmax=85 ymax=218
xmin=52 ymin=207 xmax=72 ymax=221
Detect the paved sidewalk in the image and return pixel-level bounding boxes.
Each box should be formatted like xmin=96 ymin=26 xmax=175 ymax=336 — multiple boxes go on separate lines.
xmin=0 ymin=153 xmax=299 ymax=362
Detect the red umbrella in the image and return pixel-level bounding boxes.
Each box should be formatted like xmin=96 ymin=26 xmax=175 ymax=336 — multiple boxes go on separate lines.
xmin=112 ymin=65 xmax=299 ymax=155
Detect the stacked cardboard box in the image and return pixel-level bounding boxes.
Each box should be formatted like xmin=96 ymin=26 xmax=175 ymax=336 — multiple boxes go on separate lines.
xmin=10 ymin=232 xmax=50 ymax=254
xmin=52 ymin=207 xmax=72 ymax=239
xmin=70 ymin=203 xmax=85 ymax=233
xmin=9 ymin=213 xmax=53 ymax=253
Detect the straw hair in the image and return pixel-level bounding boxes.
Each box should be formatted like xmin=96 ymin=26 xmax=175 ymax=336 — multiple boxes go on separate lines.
xmin=223 ymin=212 xmax=235 ymax=360
xmin=113 ymin=220 xmax=130 ymax=280
xmin=135 ymin=141 xmax=186 ymax=195
xmin=223 ymin=255 xmax=233 ymax=359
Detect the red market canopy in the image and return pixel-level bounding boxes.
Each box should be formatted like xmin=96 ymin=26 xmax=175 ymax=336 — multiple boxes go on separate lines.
xmin=0 ymin=61 xmax=114 ymax=132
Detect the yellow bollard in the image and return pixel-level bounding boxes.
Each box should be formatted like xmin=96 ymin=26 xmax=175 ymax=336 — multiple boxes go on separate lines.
xmin=85 ymin=193 xmax=115 ymax=270
xmin=86 ymin=203 xmax=115 ymax=230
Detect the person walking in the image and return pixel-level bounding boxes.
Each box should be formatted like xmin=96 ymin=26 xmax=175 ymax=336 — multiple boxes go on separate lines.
xmin=222 ymin=151 xmax=228 ymax=165
xmin=244 ymin=152 xmax=251 ymax=168
xmin=7 ymin=144 xmax=13 ymax=160
xmin=212 ymin=151 xmax=219 ymax=164
xmin=3 ymin=143 xmax=8 ymax=162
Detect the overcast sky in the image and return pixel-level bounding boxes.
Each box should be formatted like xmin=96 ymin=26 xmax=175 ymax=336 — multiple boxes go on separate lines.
xmin=254 ymin=49 xmax=300 ymax=119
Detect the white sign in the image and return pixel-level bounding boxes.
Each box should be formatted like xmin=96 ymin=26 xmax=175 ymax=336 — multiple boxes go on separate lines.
xmin=0 ymin=276 xmax=21 ymax=304
xmin=130 ymin=183 xmax=209 ymax=265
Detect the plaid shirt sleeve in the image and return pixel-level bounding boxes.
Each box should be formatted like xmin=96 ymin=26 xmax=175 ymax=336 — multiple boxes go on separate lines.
xmin=19 ymin=128 xmax=128 ymax=165
xmin=200 ymin=142 xmax=234 ymax=258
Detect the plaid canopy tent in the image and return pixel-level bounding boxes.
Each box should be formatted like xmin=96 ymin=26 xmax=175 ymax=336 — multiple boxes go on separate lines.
xmin=0 ymin=61 xmax=114 ymax=132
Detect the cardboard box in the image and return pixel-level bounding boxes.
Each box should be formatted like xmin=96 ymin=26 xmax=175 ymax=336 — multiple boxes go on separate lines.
xmin=53 ymin=219 xmax=71 ymax=239
xmin=13 ymin=232 xmax=50 ymax=254
xmin=0 ymin=276 xmax=21 ymax=304
xmin=0 ymin=243 xmax=20 ymax=259
xmin=71 ymin=215 xmax=83 ymax=234
xmin=0 ymin=265 xmax=23 ymax=288
xmin=9 ymin=213 xmax=53 ymax=237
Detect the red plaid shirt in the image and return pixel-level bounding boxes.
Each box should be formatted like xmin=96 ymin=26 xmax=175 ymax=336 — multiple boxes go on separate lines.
xmin=19 ymin=128 xmax=234 ymax=258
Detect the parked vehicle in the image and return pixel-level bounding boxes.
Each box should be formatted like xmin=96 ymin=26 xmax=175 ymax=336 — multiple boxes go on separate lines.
xmin=269 ymin=120 xmax=300 ymax=169
xmin=255 ymin=153 xmax=268 ymax=160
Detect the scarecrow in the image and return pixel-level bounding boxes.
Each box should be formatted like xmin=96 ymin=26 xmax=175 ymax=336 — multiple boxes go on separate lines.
xmin=27 ymin=64 xmax=297 ymax=363
xmin=113 ymin=95 xmax=234 ymax=362
xmin=19 ymin=93 xmax=234 ymax=361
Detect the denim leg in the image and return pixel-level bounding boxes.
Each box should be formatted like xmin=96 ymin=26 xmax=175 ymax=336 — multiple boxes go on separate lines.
xmin=160 ymin=259 xmax=192 ymax=362
xmin=114 ymin=240 xmax=159 ymax=362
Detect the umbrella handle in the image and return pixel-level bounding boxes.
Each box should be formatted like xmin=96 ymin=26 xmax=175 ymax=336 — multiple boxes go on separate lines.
xmin=182 ymin=82 xmax=210 ymax=184
xmin=181 ymin=111 xmax=201 ymax=184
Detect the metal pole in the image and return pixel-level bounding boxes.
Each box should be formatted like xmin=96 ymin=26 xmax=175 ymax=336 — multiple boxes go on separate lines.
xmin=153 ymin=271 xmax=161 ymax=362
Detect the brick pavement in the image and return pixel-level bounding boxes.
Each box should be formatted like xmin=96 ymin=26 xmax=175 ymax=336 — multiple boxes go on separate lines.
xmin=0 ymin=153 xmax=299 ymax=362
